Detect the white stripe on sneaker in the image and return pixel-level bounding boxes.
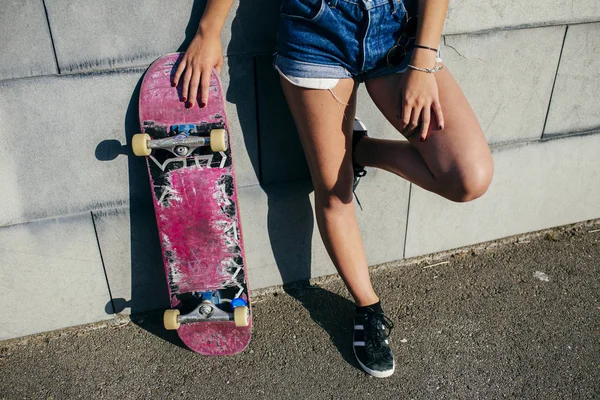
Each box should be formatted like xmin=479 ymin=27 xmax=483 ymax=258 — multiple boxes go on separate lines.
xmin=353 ymin=341 xmax=366 ymax=346
xmin=354 ymin=325 xmax=364 ymax=330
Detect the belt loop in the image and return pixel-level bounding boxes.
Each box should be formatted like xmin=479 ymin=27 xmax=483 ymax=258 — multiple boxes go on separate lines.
xmin=389 ymin=0 xmax=397 ymax=14
xmin=328 ymin=0 xmax=338 ymax=8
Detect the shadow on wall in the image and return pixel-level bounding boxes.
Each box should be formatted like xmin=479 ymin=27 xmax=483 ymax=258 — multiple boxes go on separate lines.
xmin=226 ymin=0 xmax=357 ymax=365
xmin=96 ymin=0 xmax=358 ymax=358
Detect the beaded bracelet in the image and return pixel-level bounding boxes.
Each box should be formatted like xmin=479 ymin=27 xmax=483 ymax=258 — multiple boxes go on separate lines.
xmin=407 ymin=61 xmax=444 ymax=74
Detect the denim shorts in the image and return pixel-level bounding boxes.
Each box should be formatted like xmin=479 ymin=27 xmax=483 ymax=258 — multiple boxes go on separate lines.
xmin=274 ymin=0 xmax=432 ymax=89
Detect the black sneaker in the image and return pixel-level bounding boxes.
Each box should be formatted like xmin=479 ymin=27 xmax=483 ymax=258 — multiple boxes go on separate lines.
xmin=353 ymin=309 xmax=395 ymax=378
xmin=352 ymin=118 xmax=368 ymax=190
xmin=352 ymin=118 xmax=368 ymax=208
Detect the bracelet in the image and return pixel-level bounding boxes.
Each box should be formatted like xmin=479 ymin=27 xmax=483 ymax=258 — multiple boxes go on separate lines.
xmin=407 ymin=61 xmax=444 ymax=74
xmin=414 ymin=44 xmax=438 ymax=52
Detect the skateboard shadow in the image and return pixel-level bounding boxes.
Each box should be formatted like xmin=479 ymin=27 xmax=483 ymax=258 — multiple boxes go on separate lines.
xmin=96 ymin=70 xmax=188 ymax=350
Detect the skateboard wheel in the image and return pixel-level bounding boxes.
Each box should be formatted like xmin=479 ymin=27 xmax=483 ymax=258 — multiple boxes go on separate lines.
xmin=209 ymin=129 xmax=228 ymax=152
xmin=132 ymin=133 xmax=151 ymax=156
xmin=163 ymin=309 xmax=181 ymax=330
xmin=233 ymin=306 xmax=249 ymax=327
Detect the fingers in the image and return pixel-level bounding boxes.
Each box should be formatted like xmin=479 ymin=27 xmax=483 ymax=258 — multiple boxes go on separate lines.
xmin=433 ymin=99 xmax=444 ymax=130
xmin=215 ymin=59 xmax=223 ymax=76
xmin=410 ymin=105 xmax=422 ymax=138
xmin=400 ymin=103 xmax=413 ymax=136
xmin=187 ymin=67 xmax=201 ymax=108
xmin=199 ymin=69 xmax=211 ymax=108
xmin=182 ymin=66 xmax=193 ymax=105
xmin=399 ymin=103 xmax=436 ymax=141
xmin=173 ymin=61 xmax=217 ymax=108
xmin=187 ymin=66 xmax=213 ymax=108
xmin=419 ymin=106 xmax=431 ymax=142
xmin=173 ymin=57 xmax=186 ymax=88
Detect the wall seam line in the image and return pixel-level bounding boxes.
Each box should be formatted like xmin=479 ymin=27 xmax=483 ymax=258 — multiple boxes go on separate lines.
xmin=253 ymin=55 xmax=264 ymax=183
xmin=402 ymin=183 xmax=412 ymax=259
xmin=90 ymin=211 xmax=116 ymax=315
xmin=541 ymin=25 xmax=569 ymax=138
xmin=41 ymin=0 xmax=61 ymax=74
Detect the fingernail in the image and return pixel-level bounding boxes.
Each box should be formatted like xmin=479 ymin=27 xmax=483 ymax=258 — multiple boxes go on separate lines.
xmin=183 ymin=97 xmax=187 ymax=102
xmin=185 ymin=102 xmax=191 ymax=108
xmin=438 ymin=125 xmax=443 ymax=130
xmin=171 ymin=82 xmax=176 ymax=87
xmin=420 ymin=137 xmax=425 ymax=142
xmin=201 ymin=102 xmax=206 ymax=108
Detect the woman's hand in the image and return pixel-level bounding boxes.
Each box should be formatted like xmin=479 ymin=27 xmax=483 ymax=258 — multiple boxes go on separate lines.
xmin=397 ymin=63 xmax=444 ymax=142
xmin=172 ymin=31 xmax=223 ymax=108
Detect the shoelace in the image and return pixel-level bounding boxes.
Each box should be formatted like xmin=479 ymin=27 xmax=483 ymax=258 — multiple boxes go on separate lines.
xmin=366 ymin=313 xmax=395 ymax=350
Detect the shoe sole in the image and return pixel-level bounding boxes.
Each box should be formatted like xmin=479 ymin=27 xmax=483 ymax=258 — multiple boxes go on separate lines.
xmin=353 ymin=118 xmax=368 ymax=132
xmin=353 ymin=348 xmax=395 ymax=378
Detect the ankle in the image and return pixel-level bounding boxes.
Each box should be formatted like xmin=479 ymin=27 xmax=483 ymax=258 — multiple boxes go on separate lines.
xmin=356 ymin=300 xmax=383 ymax=314
xmin=354 ymin=294 xmax=380 ymax=308
xmin=353 ymin=136 xmax=369 ymax=168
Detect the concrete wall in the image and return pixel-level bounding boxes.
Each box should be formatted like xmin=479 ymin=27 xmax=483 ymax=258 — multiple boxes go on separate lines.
xmin=1 ymin=0 xmax=599 ymax=340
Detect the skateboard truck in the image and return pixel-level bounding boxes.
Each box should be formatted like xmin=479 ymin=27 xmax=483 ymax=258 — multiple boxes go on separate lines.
xmin=132 ymin=127 xmax=228 ymax=157
xmin=163 ymin=294 xmax=249 ymax=330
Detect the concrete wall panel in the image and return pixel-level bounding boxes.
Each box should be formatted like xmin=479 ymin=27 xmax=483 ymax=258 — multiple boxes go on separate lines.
xmin=92 ymin=207 xmax=169 ymax=315
xmin=45 ymin=0 xmax=280 ymax=73
xmin=222 ymin=55 xmax=260 ymax=186
xmin=45 ymin=0 xmax=197 ymax=72
xmin=239 ymin=182 xmax=315 ymax=289
xmin=0 ymin=214 xmax=112 ymax=340
xmin=0 ymin=70 xmax=144 ymax=227
xmin=443 ymin=26 xmax=564 ymax=144
xmin=405 ymin=133 xmax=600 ymax=258
xmin=544 ymin=23 xmax=600 ymax=136
xmin=444 ymin=0 xmax=600 ymax=35
xmin=0 ymin=0 xmax=57 ymax=80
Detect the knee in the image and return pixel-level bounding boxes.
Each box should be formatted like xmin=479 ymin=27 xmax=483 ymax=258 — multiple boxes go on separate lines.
xmin=312 ymin=169 xmax=355 ymax=210
xmin=315 ymin=188 xmax=353 ymax=211
xmin=444 ymin=159 xmax=494 ymax=203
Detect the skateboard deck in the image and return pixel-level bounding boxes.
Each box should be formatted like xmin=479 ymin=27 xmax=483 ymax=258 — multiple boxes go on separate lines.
xmin=136 ymin=53 xmax=251 ymax=355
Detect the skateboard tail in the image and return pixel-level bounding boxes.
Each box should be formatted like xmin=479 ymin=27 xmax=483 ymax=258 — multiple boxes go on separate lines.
xmin=179 ymin=321 xmax=252 ymax=355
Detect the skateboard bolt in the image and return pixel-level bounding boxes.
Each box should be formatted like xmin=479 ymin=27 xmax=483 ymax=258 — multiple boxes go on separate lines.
xmin=199 ymin=304 xmax=213 ymax=316
xmin=174 ymin=146 xmax=188 ymax=156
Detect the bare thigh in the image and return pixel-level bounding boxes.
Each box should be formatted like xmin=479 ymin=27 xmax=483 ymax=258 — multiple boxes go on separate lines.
xmin=279 ymin=77 xmax=358 ymax=200
xmin=365 ymin=66 xmax=494 ymax=199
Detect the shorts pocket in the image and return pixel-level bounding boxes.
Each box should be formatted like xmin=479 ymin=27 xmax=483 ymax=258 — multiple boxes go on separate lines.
xmin=281 ymin=0 xmax=326 ymax=22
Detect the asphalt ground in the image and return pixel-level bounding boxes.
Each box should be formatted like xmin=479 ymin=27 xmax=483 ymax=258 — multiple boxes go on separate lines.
xmin=1 ymin=222 xmax=599 ymax=399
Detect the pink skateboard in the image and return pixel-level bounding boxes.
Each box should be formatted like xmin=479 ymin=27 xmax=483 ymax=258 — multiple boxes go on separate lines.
xmin=133 ymin=53 xmax=251 ymax=355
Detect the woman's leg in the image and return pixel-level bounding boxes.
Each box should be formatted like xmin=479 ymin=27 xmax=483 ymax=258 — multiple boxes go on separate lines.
xmin=279 ymin=77 xmax=378 ymax=307
xmin=358 ymin=66 xmax=494 ymax=202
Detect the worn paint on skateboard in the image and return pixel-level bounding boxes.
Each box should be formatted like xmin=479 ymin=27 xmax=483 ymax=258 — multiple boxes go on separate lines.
xmin=137 ymin=53 xmax=251 ymax=355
